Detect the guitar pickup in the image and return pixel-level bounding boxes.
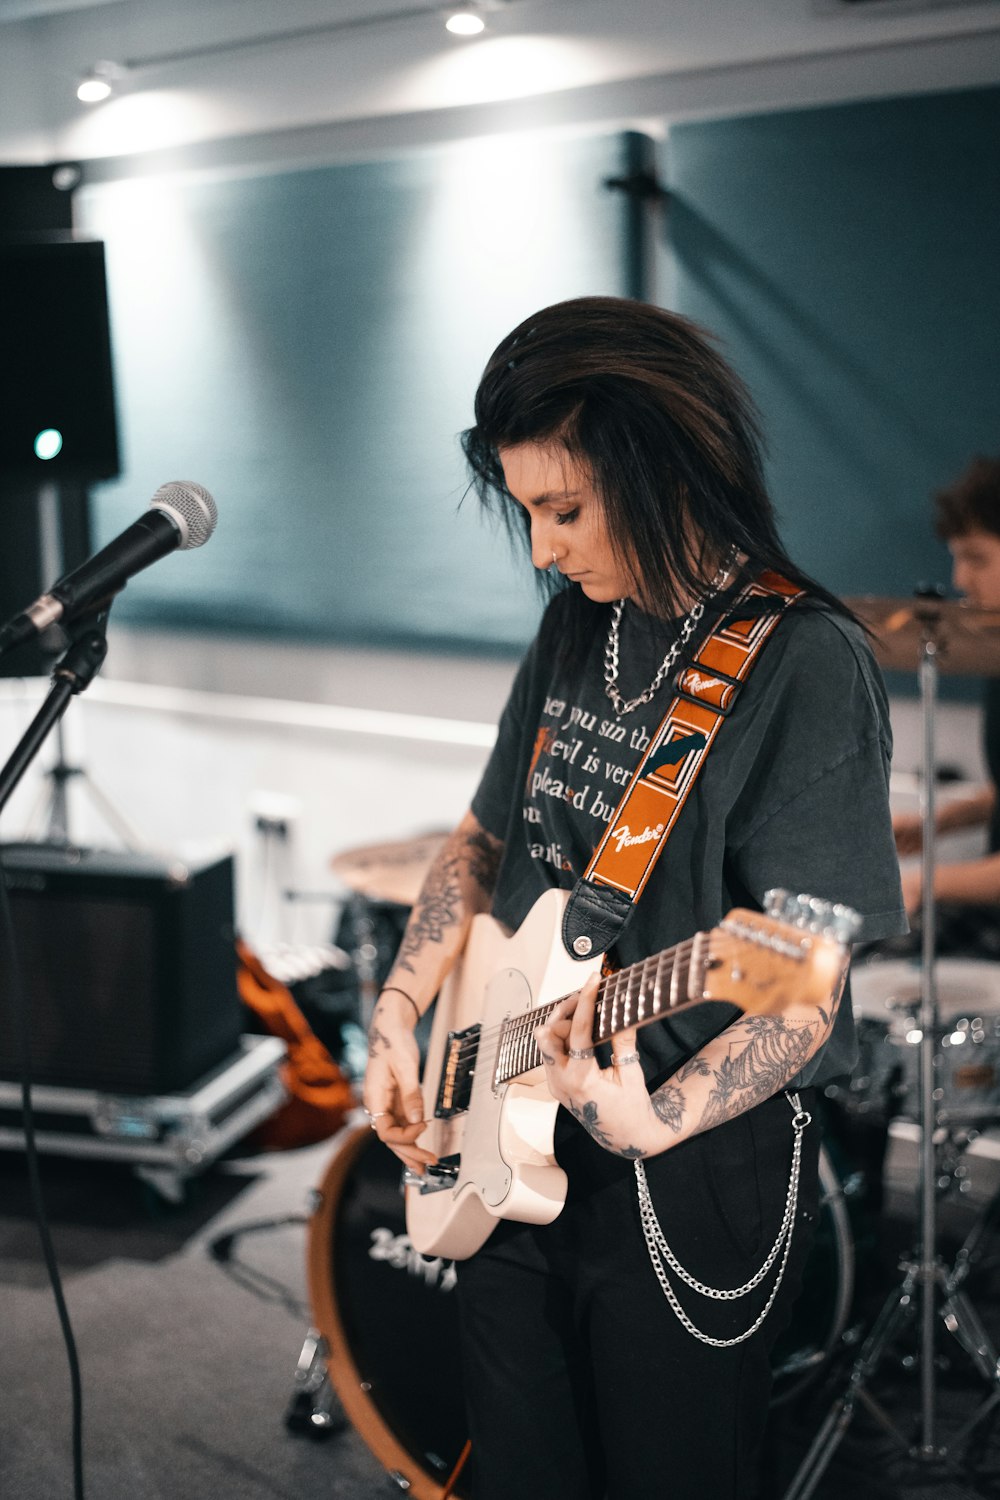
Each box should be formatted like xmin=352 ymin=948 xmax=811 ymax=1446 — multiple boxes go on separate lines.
xmin=433 ymin=1024 xmax=480 ymax=1119
xmin=402 ymin=1156 xmax=460 ymax=1195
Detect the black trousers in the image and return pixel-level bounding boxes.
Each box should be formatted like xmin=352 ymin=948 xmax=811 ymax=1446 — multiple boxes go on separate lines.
xmin=455 ymin=1089 xmax=820 ymax=1500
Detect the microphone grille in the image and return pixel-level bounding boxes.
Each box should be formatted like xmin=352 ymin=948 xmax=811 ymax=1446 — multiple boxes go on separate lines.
xmin=150 ymin=481 xmax=218 ymax=550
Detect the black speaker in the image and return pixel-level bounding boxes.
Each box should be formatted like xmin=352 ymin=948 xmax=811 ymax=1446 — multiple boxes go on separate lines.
xmin=0 ymin=845 xmax=244 ymax=1095
xmin=0 ymin=238 xmax=120 ymax=482
xmin=0 ymin=163 xmax=79 ymax=236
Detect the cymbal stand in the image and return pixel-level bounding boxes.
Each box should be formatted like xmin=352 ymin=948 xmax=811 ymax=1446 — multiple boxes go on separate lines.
xmin=783 ymin=616 xmax=1000 ymax=1499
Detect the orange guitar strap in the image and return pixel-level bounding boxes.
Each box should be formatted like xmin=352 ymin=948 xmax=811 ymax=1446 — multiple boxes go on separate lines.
xmin=561 ymin=570 xmax=805 ymax=961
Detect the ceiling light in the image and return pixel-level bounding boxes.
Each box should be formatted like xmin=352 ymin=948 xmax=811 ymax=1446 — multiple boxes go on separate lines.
xmin=77 ymin=61 xmax=122 ymax=104
xmin=445 ymin=7 xmax=486 ymax=35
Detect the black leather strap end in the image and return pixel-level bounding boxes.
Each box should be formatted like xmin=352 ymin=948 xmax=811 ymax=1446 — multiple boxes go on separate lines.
xmin=562 ymin=881 xmax=635 ymax=961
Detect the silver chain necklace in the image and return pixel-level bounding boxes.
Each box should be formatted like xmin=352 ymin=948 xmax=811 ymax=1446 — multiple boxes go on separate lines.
xmin=603 ymin=547 xmax=738 ymax=716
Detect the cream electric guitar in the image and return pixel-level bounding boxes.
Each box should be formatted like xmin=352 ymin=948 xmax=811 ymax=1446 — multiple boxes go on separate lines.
xmin=404 ymin=886 xmax=859 ymax=1260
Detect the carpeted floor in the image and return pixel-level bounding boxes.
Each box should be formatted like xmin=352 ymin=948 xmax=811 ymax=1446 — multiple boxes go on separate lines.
xmin=6 ymin=1111 xmax=1000 ymax=1500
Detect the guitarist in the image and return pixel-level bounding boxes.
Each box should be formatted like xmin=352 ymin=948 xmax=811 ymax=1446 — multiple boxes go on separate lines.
xmin=364 ymin=297 xmax=906 ymax=1500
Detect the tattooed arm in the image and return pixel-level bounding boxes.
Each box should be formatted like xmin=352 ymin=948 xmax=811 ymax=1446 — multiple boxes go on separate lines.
xmin=645 ymin=986 xmax=843 ymax=1146
xmin=363 ymin=809 xmax=503 ymax=1173
xmin=535 ymin=964 xmax=847 ymax=1161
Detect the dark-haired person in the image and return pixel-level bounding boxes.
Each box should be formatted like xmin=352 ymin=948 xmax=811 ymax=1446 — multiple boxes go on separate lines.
xmin=894 ymin=456 xmax=1000 ymax=922
xmin=364 ymin=297 xmax=905 ymax=1500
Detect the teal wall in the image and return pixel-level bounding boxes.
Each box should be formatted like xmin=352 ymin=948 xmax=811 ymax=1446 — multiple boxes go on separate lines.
xmin=78 ymin=88 xmax=999 ymax=660
xmin=667 ymin=85 xmax=1000 ymax=616
xmin=78 ymin=132 xmax=629 ymax=653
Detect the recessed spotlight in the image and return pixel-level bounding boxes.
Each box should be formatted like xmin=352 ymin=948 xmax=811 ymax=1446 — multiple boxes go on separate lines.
xmin=445 ymin=7 xmax=486 ymax=35
xmin=77 ymin=61 xmax=121 ymax=104
xmin=34 ymin=429 xmax=64 ymax=462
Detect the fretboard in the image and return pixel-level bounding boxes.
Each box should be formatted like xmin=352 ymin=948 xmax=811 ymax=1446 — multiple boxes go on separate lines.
xmin=493 ymin=934 xmax=703 ymax=1086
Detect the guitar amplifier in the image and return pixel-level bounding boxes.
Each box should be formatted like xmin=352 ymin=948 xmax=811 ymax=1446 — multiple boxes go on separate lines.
xmin=0 ymin=844 xmax=243 ymax=1095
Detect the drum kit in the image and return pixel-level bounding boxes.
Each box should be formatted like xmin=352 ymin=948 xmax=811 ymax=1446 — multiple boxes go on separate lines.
xmin=783 ymin=593 xmax=1000 ymax=1499
xmin=290 ymin=594 xmax=1000 ymax=1498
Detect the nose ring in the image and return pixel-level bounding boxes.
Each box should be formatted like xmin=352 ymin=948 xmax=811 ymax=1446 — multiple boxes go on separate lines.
xmin=551 ymin=550 xmax=558 ymax=566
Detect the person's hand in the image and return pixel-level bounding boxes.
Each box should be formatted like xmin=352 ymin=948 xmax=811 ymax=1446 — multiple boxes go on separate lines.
xmin=900 ymin=865 xmax=923 ymax=916
xmin=363 ymin=992 xmax=437 ymax=1175
xmin=893 ymin=811 xmax=924 ymax=856
xmin=533 ymin=975 xmax=659 ymax=1159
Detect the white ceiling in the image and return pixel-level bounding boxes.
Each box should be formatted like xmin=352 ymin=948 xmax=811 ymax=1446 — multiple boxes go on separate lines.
xmin=1 ymin=0 xmax=999 ymax=169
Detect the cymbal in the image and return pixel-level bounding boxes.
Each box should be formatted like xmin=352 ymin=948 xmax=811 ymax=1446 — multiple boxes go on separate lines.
xmin=330 ymin=831 xmax=448 ymax=907
xmin=846 ymin=595 xmax=1000 ymax=676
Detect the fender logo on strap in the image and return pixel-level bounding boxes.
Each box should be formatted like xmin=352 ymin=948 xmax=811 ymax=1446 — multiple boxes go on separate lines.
xmin=688 ymin=673 xmax=724 ymax=695
xmin=609 ymin=821 xmax=665 ymax=855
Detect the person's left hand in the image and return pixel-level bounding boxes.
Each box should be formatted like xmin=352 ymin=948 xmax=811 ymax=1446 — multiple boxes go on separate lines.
xmin=533 ymin=975 xmax=661 ymax=1159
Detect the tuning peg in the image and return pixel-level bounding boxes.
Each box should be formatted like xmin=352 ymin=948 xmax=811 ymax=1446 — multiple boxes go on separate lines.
xmin=764 ymin=889 xmax=862 ymax=944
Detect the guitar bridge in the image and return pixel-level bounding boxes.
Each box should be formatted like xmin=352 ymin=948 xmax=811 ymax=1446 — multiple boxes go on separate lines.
xmin=434 ymin=1024 xmax=480 ymax=1118
xmin=402 ymin=1155 xmax=460 ymax=1195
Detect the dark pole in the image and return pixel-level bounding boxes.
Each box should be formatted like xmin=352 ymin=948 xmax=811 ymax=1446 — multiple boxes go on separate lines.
xmin=605 ymin=131 xmax=669 ymax=302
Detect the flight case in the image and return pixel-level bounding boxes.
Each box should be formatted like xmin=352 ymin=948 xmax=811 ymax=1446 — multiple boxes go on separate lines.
xmin=0 ymin=1034 xmax=287 ymax=1201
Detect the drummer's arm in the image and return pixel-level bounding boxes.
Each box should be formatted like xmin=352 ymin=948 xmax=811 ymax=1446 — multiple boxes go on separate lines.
xmin=894 ymin=786 xmax=995 ymax=853
xmin=364 ymin=810 xmax=502 ymax=1169
xmin=902 ymin=850 xmax=1000 ymax=914
xmin=939 ymin=787 xmax=996 ymax=834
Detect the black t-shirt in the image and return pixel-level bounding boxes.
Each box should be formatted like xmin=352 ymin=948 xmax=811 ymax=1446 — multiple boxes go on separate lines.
xmin=471 ymin=591 xmax=908 ymax=1089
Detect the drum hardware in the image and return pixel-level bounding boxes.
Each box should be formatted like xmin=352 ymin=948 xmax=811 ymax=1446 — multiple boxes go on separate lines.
xmin=848 ymin=957 xmax=1000 ymax=1127
xmin=329 ymin=832 xmax=448 ymax=1033
xmin=348 ymin=893 xmax=383 ymax=1035
xmin=285 ymin=1328 xmax=348 ymax=1437
xmin=784 ymin=596 xmax=1000 ymax=1499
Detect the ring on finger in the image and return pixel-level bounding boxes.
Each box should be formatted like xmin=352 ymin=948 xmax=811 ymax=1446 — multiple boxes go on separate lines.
xmin=567 ymin=1046 xmax=594 ymax=1060
xmin=365 ymin=1110 xmax=389 ymax=1130
xmin=613 ymin=1051 xmax=642 ymax=1067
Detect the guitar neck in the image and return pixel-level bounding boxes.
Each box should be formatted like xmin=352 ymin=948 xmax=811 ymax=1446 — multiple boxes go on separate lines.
xmin=494 ymin=935 xmax=701 ymax=1086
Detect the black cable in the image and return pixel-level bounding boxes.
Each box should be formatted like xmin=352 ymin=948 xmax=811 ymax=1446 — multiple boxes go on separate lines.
xmin=0 ymin=845 xmax=85 ymax=1500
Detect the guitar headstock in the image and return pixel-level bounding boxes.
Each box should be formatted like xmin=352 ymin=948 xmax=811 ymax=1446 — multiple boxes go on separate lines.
xmin=701 ymin=890 xmax=860 ymax=1015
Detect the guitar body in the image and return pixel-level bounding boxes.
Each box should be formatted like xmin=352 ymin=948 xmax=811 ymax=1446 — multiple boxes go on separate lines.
xmin=407 ymin=887 xmax=595 ymax=1260
xmin=403 ymin=884 xmax=853 ymax=1262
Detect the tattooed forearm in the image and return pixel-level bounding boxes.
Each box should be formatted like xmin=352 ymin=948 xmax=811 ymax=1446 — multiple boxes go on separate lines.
xmin=651 ymin=1082 xmax=685 ymax=1133
xmin=392 ymin=823 xmax=503 ymax=974
xmin=698 ymin=1016 xmax=817 ymax=1130
xmin=566 ymin=1099 xmax=645 ymax=1160
xmin=677 ymin=1056 xmax=711 ymax=1083
xmin=465 ymin=827 xmax=503 ymax=896
xmin=394 ymin=854 xmax=464 ymax=973
xmin=367 ymin=1023 xmax=391 ymax=1058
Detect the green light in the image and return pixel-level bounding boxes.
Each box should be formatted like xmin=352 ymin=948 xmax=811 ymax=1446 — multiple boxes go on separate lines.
xmin=34 ymin=429 xmax=63 ymax=461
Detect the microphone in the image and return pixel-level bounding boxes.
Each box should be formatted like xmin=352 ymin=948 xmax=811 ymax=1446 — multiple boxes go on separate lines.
xmin=0 ymin=481 xmax=218 ymax=656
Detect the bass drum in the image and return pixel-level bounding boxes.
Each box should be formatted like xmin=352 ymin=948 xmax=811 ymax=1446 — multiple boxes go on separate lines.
xmin=307 ymin=1129 xmax=854 ymax=1491
xmin=769 ymin=1140 xmax=855 ymax=1405
xmin=307 ymin=1125 xmax=470 ymax=1499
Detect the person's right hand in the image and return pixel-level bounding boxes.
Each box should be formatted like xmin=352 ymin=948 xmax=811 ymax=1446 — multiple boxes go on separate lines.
xmin=362 ymin=991 xmax=438 ymax=1175
xmin=892 ymin=810 xmax=924 ymax=856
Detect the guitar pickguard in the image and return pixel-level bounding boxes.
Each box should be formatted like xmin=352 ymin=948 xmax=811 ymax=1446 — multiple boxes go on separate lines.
xmin=407 ymin=888 xmax=589 ymax=1257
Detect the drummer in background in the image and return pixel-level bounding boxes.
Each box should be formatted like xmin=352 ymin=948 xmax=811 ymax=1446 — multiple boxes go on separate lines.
xmin=894 ymin=456 xmax=1000 ymax=922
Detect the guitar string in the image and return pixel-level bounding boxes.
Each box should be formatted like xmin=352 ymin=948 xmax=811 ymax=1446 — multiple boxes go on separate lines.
xmin=445 ymin=939 xmax=698 ymax=1070
xmin=440 ymin=939 xmax=701 ymax=1083
xmin=442 ymin=938 xmax=697 ymax=1061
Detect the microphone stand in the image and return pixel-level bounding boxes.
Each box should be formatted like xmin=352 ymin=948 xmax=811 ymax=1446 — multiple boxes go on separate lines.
xmin=782 ymin=609 xmax=1000 ymax=1498
xmin=0 ymin=609 xmax=111 ymax=823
